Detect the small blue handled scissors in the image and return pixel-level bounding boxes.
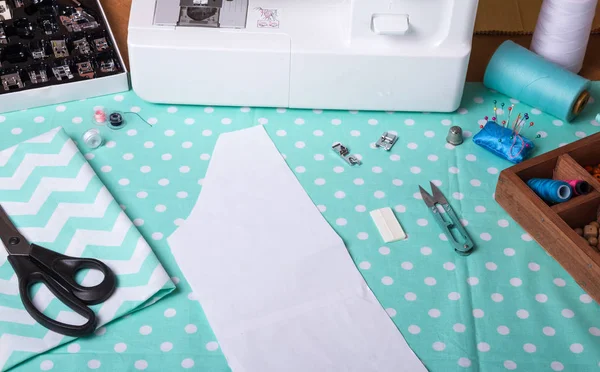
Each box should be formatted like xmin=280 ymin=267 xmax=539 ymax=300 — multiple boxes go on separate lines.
xmin=0 ymin=204 xmax=117 ymax=337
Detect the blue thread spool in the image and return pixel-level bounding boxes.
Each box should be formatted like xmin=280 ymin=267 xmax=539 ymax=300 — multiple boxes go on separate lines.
xmin=484 ymin=41 xmax=591 ymax=122
xmin=527 ymin=178 xmax=572 ymax=204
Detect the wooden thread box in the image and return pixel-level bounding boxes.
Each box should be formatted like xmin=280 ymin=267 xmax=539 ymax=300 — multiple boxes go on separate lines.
xmin=496 ymin=133 xmax=600 ymax=304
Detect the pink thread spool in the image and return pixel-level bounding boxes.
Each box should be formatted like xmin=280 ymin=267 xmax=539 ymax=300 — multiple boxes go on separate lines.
xmin=566 ymin=180 xmax=592 ymax=196
xmin=94 ymin=109 xmax=107 ymax=124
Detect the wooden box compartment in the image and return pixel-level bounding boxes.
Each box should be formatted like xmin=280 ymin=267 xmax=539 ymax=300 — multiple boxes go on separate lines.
xmin=496 ymin=133 xmax=600 ymax=304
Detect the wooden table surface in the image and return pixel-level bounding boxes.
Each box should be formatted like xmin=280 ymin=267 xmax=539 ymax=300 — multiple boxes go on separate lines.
xmin=100 ymin=0 xmax=600 ymax=82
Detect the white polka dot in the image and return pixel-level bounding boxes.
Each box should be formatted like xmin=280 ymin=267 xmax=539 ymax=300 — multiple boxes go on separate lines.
xmin=200 ymin=153 xmax=211 ymax=161
xmin=174 ymin=218 xmax=185 ymax=226
xmin=294 ymin=141 xmax=306 ymax=149
xmin=140 ymin=166 xmax=151 ymax=173
xmin=350 ymin=130 xmax=361 ymax=137
xmin=68 ymin=343 xmax=81 ymax=353
xmin=487 ymin=167 xmax=499 ymax=175
xmin=202 ymin=129 xmax=212 ymax=137
xmin=517 ymin=309 xmax=529 ymax=319
xmin=405 ymin=292 xmax=417 ymax=301
xmin=206 ymin=342 xmax=219 ymax=351
xmin=335 ymin=191 xmax=346 ymax=199
xmin=182 ymin=141 xmax=193 ymax=149
xmin=258 ymin=118 xmax=268 ymax=125
xmin=498 ymin=325 xmax=510 ymax=335
xmin=167 ymin=106 xmax=177 ymax=113
xmin=504 ymin=360 xmax=517 ymax=370
xmin=164 ymin=308 xmax=176 ymax=317
xmin=502 ymin=248 xmax=515 ymax=256
xmin=473 ymin=97 xmax=484 ymax=104
xmin=155 ymin=204 xmax=167 ymax=213
xmin=180 ymin=166 xmax=190 ymax=173
xmin=381 ymin=276 xmax=394 ymax=285
xmin=510 ymin=98 xmax=520 ymax=103
xmin=449 ymin=166 xmax=459 ymax=174
xmin=139 ymin=326 xmax=152 ymax=335
xmin=330 ymin=166 xmax=344 ymax=174
xmin=129 ymin=106 xmax=141 ymax=113
xmin=135 ymin=360 xmax=148 ymax=370
xmin=144 ymin=141 xmax=154 ymax=149
xmin=133 ymin=218 xmax=144 ymax=226
xmin=40 ymin=360 xmax=54 ymax=370
xmin=313 ymin=178 xmax=326 ymax=186
xmin=105 ymin=141 xmax=116 ymax=148
xmin=589 ymin=327 xmax=600 ymax=336
xmin=478 ymin=342 xmax=490 ymax=352
xmin=448 ymin=292 xmax=460 ymax=300
xmin=478 ymin=119 xmax=487 ymax=126
xmin=34 ymin=116 xmax=45 ymax=123
xmin=359 ymin=261 xmax=371 ymax=270
xmin=576 ymin=131 xmax=586 ymax=138
xmin=424 ymin=131 xmax=435 ymax=138
xmin=592 ymin=120 xmax=600 ymax=127
xmin=466 ymin=277 xmax=479 ymax=286
xmin=121 ymin=153 xmax=133 ymax=161
xmin=402 ymin=118 xmax=415 ymax=126
xmin=331 ymin=119 xmax=342 ymax=125
xmin=537 ymin=130 xmax=548 ymax=138
xmin=204 ymin=107 xmax=214 ymax=113
xmin=355 ymin=205 xmax=366 ymax=212
xmin=401 ymin=262 xmax=413 ymax=270
xmin=441 ymin=119 xmax=452 ymax=126
xmin=391 ymin=180 xmax=404 ymax=188
xmin=72 ymin=117 xmax=83 ymax=124
xmin=445 ymin=143 xmax=455 ymax=150
xmin=11 ymin=128 xmax=22 ymax=135
xmin=498 ymin=219 xmax=509 ymax=227
xmin=407 ymin=142 xmax=418 ymax=150
xmin=443 ymin=262 xmax=455 ymax=271
xmin=136 ymin=191 xmax=148 ymax=199
xmin=439 ymin=233 xmax=448 ymax=241
xmin=544 ymin=326 xmax=556 ymax=336
xmin=535 ymin=293 xmax=548 ymax=303
xmin=531 ymin=108 xmax=542 ymax=115
xmin=432 ymin=342 xmax=446 ymax=351
xmin=454 ymin=323 xmax=466 ymax=332
xmin=453 ymin=192 xmax=464 ymax=200
xmin=458 ymin=108 xmax=468 ymax=115
xmin=521 ymin=343 xmax=536 ymax=353
xmin=527 ymin=262 xmax=540 ymax=272
xmin=408 ymin=325 xmax=420 ymax=334
xmin=471 ymin=179 xmax=482 ymax=187
xmin=357 ymin=232 xmax=368 ymax=240
xmin=422 ymin=277 xmax=436 ymax=286
xmin=551 ymin=361 xmax=564 ymax=371
xmin=562 ymin=309 xmax=575 ymax=318
xmin=274 ymin=130 xmax=287 ymax=137
xmin=410 ymin=166 xmax=421 ymax=174
xmin=152 ymin=233 xmax=163 ymax=240
xmin=185 ymin=324 xmax=197 ymax=334
xmin=480 ymin=233 xmax=492 ymax=241
xmin=580 ymin=294 xmax=593 ymax=303
xmin=491 ymin=293 xmax=504 ymax=302
xmin=181 ymin=359 xmax=195 ymax=369
xmin=147 ymin=117 xmax=158 ymax=125
xmin=87 ymin=360 xmax=101 ymax=369
xmin=429 ymin=309 xmax=441 ymax=318
xmin=458 ymin=357 xmax=471 ymax=367
xmin=118 ymin=178 xmax=130 ymax=186
xmin=570 ymin=343 xmax=583 ymax=353
xmin=160 ymin=342 xmax=173 ymax=352
xmin=421 ymin=247 xmax=432 ymax=255
xmin=101 ymin=165 xmax=112 ymax=173
xmin=386 ymin=308 xmax=396 ymax=317
xmin=473 ymin=309 xmax=484 ymax=318
xmin=554 ymin=278 xmax=566 ymax=287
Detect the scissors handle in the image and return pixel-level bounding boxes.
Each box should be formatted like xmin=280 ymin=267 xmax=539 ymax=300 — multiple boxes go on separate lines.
xmin=8 ymin=254 xmax=97 ymax=337
xmin=28 ymin=244 xmax=116 ymax=305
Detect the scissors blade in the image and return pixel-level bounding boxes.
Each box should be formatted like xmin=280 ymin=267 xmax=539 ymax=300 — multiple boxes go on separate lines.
xmin=0 ymin=203 xmax=31 ymax=256
xmin=430 ymin=182 xmax=449 ymax=205
xmin=419 ymin=186 xmax=436 ymax=208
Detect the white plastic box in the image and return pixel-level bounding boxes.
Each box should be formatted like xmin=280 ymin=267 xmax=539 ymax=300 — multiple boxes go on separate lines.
xmin=0 ymin=0 xmax=129 ymax=114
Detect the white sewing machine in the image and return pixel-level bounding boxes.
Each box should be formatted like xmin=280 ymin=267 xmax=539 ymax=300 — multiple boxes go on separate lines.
xmin=128 ymin=0 xmax=479 ymax=112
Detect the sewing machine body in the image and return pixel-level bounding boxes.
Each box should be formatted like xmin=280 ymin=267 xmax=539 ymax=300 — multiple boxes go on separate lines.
xmin=128 ymin=0 xmax=479 ymax=112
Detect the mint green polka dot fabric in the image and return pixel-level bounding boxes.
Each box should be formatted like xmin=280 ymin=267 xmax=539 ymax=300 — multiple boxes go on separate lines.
xmin=1 ymin=82 xmax=599 ymax=372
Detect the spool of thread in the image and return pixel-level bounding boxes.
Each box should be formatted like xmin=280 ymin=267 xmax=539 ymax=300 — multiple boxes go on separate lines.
xmin=566 ymin=180 xmax=592 ymax=196
xmin=82 ymin=128 xmax=103 ymax=149
xmin=94 ymin=109 xmax=107 ymax=124
xmin=107 ymin=112 xmax=125 ymax=130
xmin=531 ymin=0 xmax=598 ymax=73
xmin=484 ymin=41 xmax=591 ymax=122
xmin=527 ymin=178 xmax=573 ymax=204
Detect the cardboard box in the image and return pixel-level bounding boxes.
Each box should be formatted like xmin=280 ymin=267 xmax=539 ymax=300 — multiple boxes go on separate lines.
xmin=0 ymin=0 xmax=129 ymax=113
xmin=475 ymin=0 xmax=600 ymax=35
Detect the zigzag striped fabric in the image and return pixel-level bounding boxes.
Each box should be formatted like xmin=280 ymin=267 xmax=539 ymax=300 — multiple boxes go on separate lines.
xmin=0 ymin=127 xmax=175 ymax=371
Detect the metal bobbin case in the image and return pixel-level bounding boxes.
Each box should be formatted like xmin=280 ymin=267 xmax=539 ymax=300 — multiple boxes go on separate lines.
xmin=446 ymin=126 xmax=464 ymax=146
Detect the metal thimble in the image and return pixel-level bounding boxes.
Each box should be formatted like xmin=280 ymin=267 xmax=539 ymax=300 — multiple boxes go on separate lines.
xmin=446 ymin=126 xmax=463 ymax=146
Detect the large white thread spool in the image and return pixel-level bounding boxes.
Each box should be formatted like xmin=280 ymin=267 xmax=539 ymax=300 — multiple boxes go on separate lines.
xmin=531 ymin=0 xmax=598 ymax=73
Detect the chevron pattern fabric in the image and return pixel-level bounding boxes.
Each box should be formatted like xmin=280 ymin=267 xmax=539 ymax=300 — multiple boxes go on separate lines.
xmin=0 ymin=127 xmax=175 ymax=371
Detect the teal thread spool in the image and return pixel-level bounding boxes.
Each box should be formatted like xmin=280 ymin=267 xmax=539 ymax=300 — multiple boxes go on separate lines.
xmin=484 ymin=41 xmax=591 ymax=122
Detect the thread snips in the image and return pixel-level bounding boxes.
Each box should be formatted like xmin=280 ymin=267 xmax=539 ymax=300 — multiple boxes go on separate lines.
xmin=419 ymin=182 xmax=475 ymax=256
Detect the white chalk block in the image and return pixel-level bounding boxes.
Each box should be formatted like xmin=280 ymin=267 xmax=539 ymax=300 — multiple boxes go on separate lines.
xmin=370 ymin=207 xmax=407 ymax=243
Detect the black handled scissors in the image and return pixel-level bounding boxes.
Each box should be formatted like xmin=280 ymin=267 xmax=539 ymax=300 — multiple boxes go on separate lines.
xmin=0 ymin=204 xmax=116 ymax=337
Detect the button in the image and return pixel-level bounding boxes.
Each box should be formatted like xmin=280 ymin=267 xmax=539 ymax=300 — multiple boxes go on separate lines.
xmin=372 ymin=14 xmax=409 ymax=36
